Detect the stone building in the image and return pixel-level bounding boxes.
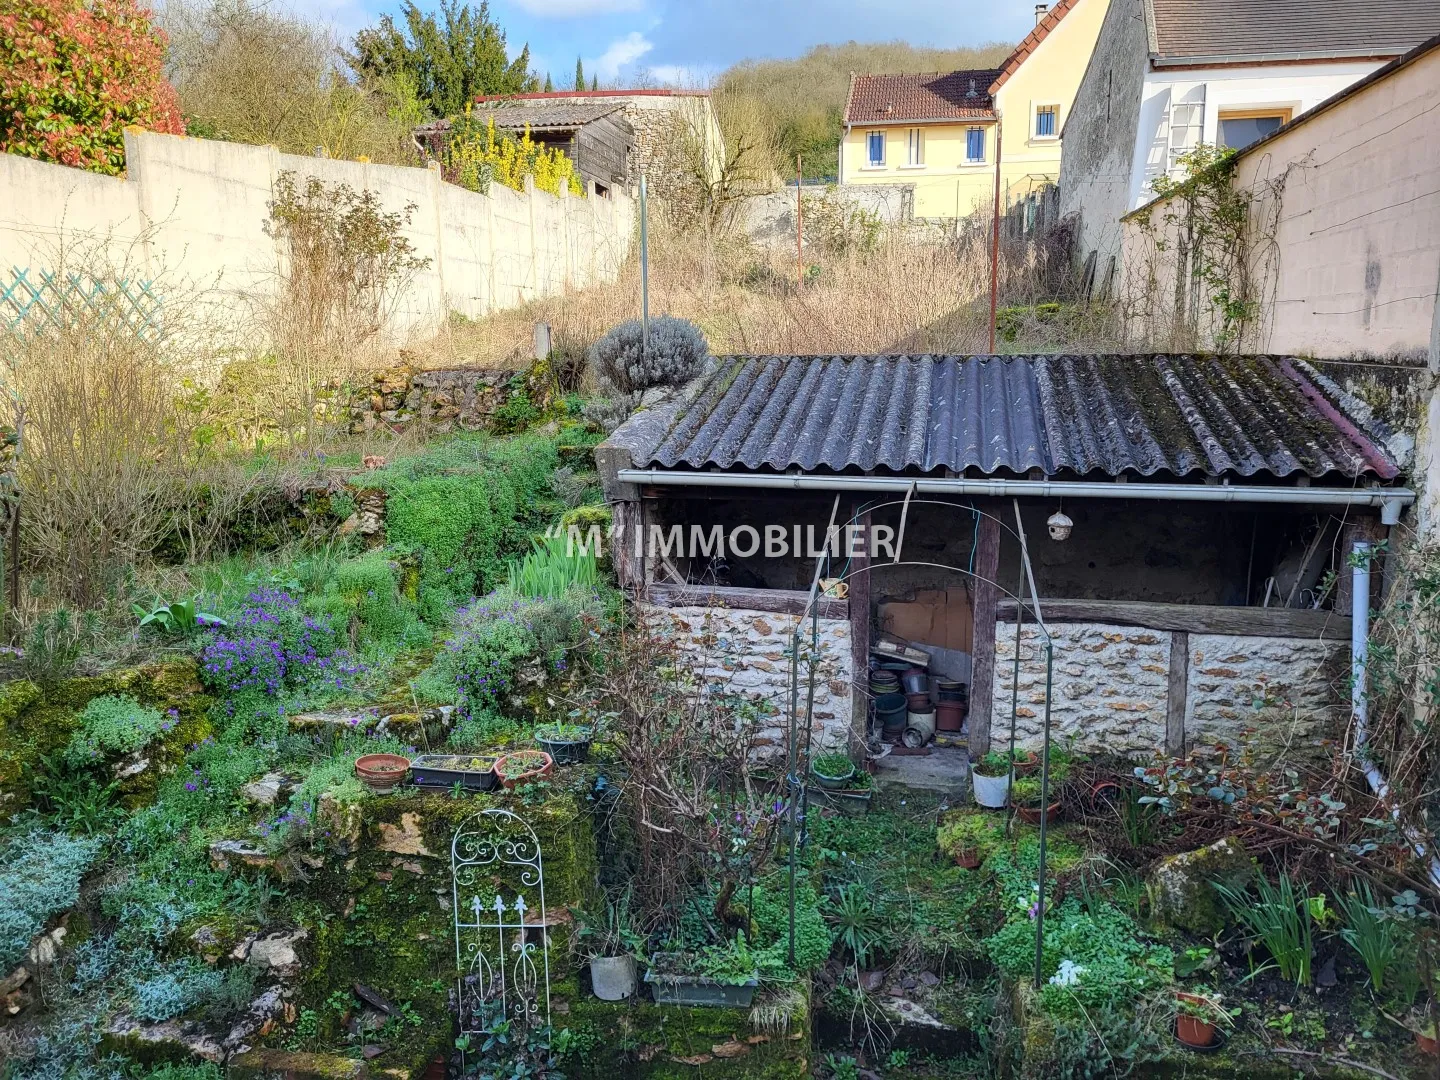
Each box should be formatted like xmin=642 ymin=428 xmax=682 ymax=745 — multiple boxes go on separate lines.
xmin=598 ymin=353 xmax=1415 ymax=767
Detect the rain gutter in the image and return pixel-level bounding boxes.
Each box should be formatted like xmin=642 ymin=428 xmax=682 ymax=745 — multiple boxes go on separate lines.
xmin=617 ymin=468 xmax=1413 ymax=514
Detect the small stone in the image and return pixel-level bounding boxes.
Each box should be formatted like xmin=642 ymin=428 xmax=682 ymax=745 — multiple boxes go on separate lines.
xmin=377 ymin=812 xmax=431 ymax=856
xmin=247 ymin=930 xmax=307 ymax=978
xmin=240 ymin=774 xmax=287 ymax=806
xmin=711 ymin=1041 xmax=750 ymax=1058
xmin=859 ymin=969 xmax=885 ymax=991
xmin=353 ymin=983 xmax=396 ymax=1016
xmin=29 ymin=927 xmax=66 ymax=966
xmin=401 ymin=861 xmax=423 ymax=875
xmin=0 ymin=966 xmax=30 ymax=996
xmin=375 ymin=871 xmax=394 ymax=882
xmin=210 ymin=840 xmax=275 ymax=873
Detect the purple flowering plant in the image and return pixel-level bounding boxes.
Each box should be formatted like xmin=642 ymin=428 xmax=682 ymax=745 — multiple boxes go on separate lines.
xmin=199 ymin=587 xmax=359 ymax=696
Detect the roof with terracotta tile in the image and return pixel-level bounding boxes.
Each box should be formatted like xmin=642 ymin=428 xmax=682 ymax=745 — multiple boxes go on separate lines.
xmin=989 ymin=0 xmax=1082 ymax=93
xmin=843 ymin=70 xmax=1001 ymax=126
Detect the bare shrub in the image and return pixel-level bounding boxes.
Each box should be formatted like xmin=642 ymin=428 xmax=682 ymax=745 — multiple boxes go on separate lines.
xmin=260 ymin=171 xmax=431 ymax=444
xmin=161 ymin=0 xmax=420 ymax=164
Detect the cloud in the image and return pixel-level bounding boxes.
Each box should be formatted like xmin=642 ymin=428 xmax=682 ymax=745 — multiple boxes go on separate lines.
xmin=594 ymin=31 xmax=654 ymax=79
xmin=645 ymin=63 xmax=718 ymax=89
xmin=512 ymin=0 xmax=644 ymax=14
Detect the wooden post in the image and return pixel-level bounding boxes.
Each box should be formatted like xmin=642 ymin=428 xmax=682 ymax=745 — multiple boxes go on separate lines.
xmin=987 ymin=119 xmax=1003 ymax=354
xmin=1165 ymin=630 xmax=1189 ymax=755
xmin=969 ymin=511 xmax=1001 ymax=755
xmin=849 ymin=507 xmax=872 ymax=757
xmin=796 ymin=155 xmax=804 ymax=289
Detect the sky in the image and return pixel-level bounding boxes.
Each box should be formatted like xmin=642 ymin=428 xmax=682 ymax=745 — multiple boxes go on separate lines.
xmin=296 ymin=0 xmax=1044 ymax=85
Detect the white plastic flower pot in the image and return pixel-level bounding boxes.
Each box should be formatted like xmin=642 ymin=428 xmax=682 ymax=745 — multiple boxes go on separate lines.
xmin=971 ymin=770 xmax=1011 ymax=809
xmin=590 ymin=954 xmax=638 ymax=1001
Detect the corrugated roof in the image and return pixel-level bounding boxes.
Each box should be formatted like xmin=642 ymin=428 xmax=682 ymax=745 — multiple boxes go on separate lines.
xmin=477 ymin=101 xmax=626 ymax=130
xmin=611 ymin=355 xmax=1399 ymax=482
xmin=843 ymin=70 xmax=1001 ymax=125
xmin=1147 ymin=0 xmax=1440 ymax=61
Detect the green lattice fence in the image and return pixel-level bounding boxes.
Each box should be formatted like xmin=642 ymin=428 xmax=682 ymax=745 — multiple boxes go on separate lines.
xmin=1 ymin=267 xmax=162 ymax=342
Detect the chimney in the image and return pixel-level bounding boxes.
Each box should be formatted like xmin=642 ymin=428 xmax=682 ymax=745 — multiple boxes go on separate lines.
xmin=1035 ymin=3 xmax=1048 ymax=24
xmin=967 ymin=78 xmax=977 ymax=98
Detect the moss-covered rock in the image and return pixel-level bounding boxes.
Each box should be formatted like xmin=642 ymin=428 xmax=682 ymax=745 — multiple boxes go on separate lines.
xmin=273 ymin=779 xmax=602 ymax=1073
xmin=0 ymin=661 xmax=213 ymax=812
xmin=1146 ymin=836 xmax=1255 ymax=935
xmin=563 ymin=988 xmax=810 ymax=1079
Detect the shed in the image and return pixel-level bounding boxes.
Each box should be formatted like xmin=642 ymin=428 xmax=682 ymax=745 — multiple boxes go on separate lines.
xmin=416 ymin=101 xmax=634 ymax=195
xmin=597 ymin=354 xmax=1413 ymax=769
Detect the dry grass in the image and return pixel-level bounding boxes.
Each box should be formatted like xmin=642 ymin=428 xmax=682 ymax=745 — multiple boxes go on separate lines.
xmin=408 ymin=207 xmax=1119 ymax=370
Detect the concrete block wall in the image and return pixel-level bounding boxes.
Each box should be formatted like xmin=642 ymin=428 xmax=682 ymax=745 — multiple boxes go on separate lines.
xmin=993 ymin=621 xmax=1344 ymax=757
xmin=642 ymin=604 xmax=853 ymax=758
xmin=0 ymin=131 xmax=634 ymax=342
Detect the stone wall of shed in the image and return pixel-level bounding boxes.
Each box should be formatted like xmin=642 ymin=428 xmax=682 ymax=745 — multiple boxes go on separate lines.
xmin=641 ymin=604 xmax=853 ymax=756
xmin=993 ymin=620 xmax=1344 ymax=756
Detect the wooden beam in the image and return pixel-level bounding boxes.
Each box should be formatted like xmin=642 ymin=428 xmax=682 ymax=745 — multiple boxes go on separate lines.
xmin=848 ymin=507 xmax=873 ymax=756
xmin=644 ymin=583 xmax=849 ymax=620
xmin=995 ymin=598 xmax=1351 ymax=639
xmin=1166 ymin=630 xmax=1189 ymax=755
xmin=968 ymin=511 xmax=1001 ymax=756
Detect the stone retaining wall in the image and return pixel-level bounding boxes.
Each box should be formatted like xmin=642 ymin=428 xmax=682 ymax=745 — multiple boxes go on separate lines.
xmin=642 ymin=603 xmax=853 ymax=755
xmin=348 ymin=365 xmax=524 ymax=435
xmin=993 ymin=621 xmax=1345 ymax=756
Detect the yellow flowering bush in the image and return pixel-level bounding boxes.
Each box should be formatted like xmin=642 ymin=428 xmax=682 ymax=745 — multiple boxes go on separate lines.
xmin=442 ymin=114 xmax=582 ymax=197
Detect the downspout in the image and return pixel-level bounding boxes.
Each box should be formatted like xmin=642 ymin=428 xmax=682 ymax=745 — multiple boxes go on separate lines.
xmin=1351 ymin=535 xmax=1440 ymax=888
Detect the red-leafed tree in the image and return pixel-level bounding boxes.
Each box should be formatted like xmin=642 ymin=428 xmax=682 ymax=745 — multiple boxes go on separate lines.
xmin=0 ymin=0 xmax=185 ymax=175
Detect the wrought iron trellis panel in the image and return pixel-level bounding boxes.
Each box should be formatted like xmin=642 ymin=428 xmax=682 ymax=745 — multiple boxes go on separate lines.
xmin=1 ymin=268 xmax=163 ymax=342
xmin=451 ymin=807 xmax=551 ymax=1038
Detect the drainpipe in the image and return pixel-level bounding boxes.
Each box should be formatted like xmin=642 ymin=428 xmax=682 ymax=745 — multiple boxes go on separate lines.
xmin=1351 ymin=537 xmax=1440 ymax=888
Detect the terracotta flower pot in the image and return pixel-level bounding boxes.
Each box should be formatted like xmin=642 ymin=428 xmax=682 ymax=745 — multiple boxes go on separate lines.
xmin=1012 ymin=750 xmax=1040 ymax=776
xmin=952 ymin=846 xmax=981 ymax=869
xmin=1014 ymin=801 xmax=1062 ymax=825
xmin=1418 ymin=1030 xmax=1439 ymax=1056
xmin=494 ymin=750 xmax=554 ymax=790
xmin=354 ymin=753 xmax=410 ymax=794
xmin=1175 ymin=992 xmax=1218 ymax=1049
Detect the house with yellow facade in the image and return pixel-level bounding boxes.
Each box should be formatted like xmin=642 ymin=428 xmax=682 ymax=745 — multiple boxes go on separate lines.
xmin=838 ymin=0 xmax=1109 ymax=218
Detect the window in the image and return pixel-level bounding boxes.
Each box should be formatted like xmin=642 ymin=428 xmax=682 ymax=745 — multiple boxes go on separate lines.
xmin=1035 ymin=105 xmax=1059 ymax=139
xmin=866 ymin=130 xmax=885 ymax=167
xmin=906 ymin=127 xmax=923 ymax=166
xmin=1167 ymin=100 xmax=1205 ymax=175
xmin=966 ymin=127 xmax=985 ymax=163
xmin=1218 ymin=108 xmax=1292 ymax=150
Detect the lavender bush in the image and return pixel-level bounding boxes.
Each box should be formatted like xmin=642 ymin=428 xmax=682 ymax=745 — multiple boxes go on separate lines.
xmin=199 ymin=587 xmax=356 ymax=695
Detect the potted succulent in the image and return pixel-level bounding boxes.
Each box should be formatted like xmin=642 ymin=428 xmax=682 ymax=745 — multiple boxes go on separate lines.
xmin=409 ymin=753 xmax=499 ymax=791
xmin=937 ymin=811 xmax=1005 ymax=869
xmin=574 ymin=889 xmax=645 ymax=1001
xmin=811 ymin=752 xmax=856 ymax=790
xmin=494 ymin=749 xmax=554 ymax=790
xmin=354 ymin=753 xmax=409 ymax=794
xmin=1012 ymin=748 xmax=1040 ymax=775
xmin=970 ymin=751 xmax=1012 ymax=809
xmin=644 ymin=939 xmax=760 ymax=1008
xmin=534 ymin=722 xmax=594 ymax=765
xmin=1174 ymin=989 xmax=1236 ymax=1049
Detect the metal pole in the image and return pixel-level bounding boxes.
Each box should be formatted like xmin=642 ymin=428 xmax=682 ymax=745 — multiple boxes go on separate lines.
xmin=639 ymin=174 xmax=649 ymax=362
xmin=1007 ymin=566 xmax=1025 ymax=798
xmin=1032 ymin=642 xmax=1054 ymax=987
xmin=796 ymin=155 xmax=804 ymax=289
xmin=988 ymin=119 xmax=1004 ymax=354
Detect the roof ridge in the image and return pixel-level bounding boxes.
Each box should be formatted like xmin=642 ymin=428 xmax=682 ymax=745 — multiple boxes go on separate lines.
xmin=990 ymin=0 xmax=1082 ymax=94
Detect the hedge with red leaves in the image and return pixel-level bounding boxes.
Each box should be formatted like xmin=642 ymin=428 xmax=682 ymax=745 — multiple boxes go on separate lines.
xmin=0 ymin=0 xmax=184 ymax=175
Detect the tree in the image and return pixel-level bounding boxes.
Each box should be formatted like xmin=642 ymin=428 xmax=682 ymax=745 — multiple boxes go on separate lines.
xmin=0 ymin=0 xmax=185 ymax=175
xmin=543 ymin=73 xmax=553 ymax=92
xmin=574 ymin=57 xmax=584 ymax=91
xmin=590 ymin=75 xmax=597 ymax=91
xmin=347 ymin=0 xmax=537 ymax=119
xmin=165 ymin=0 xmax=417 ymax=164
